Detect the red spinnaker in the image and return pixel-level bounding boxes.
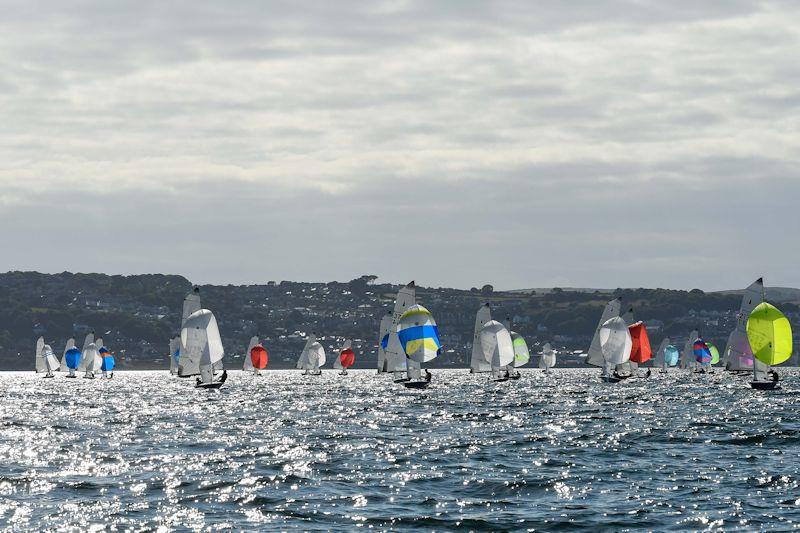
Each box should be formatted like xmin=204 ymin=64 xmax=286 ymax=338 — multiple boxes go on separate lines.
xmin=250 ymin=345 xmax=269 ymax=369
xmin=628 ymin=321 xmax=652 ymax=364
xmin=340 ymin=348 xmax=355 ymax=368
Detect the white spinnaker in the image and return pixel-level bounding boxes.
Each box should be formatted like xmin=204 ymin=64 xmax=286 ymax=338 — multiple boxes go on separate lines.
xmin=181 ymin=309 xmax=224 ymax=384
xmin=243 ymin=335 xmax=259 ymax=371
xmin=182 ymin=288 xmax=201 ymax=325
xmin=296 ymin=335 xmax=315 ymax=370
xmin=616 ymin=308 xmax=635 ymax=373
xmin=82 ymin=343 xmax=100 ymax=374
xmin=479 ymin=320 xmax=515 ymax=370
xmin=680 ymin=330 xmax=699 ymax=369
xmin=540 ymin=343 xmax=556 ymax=369
xmin=654 ymin=338 xmax=669 ymax=369
xmin=385 ymin=282 xmax=415 ymax=373
xmin=724 ymin=278 xmax=764 ymax=371
xmin=308 ymin=341 xmax=326 ymax=371
xmin=599 ymin=317 xmax=632 ymax=365
xmin=60 ymin=338 xmax=75 ymax=371
xmin=377 ymin=314 xmax=392 ymax=372
xmin=470 ymin=304 xmax=493 ymax=372
xmin=587 ymin=298 xmax=622 ymax=367
xmin=34 ymin=337 xmax=46 ymax=373
xmin=77 ymin=333 xmax=95 ymax=372
xmin=43 ymin=345 xmax=60 ymax=373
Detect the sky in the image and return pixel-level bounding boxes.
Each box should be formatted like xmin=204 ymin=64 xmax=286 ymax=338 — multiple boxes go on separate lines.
xmin=1 ymin=0 xmax=799 ymax=291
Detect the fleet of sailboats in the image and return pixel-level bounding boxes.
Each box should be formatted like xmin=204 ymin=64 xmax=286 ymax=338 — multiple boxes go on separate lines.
xmin=29 ymin=278 xmax=798 ymax=392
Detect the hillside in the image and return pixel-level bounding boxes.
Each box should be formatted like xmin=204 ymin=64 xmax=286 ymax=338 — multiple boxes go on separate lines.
xmin=2 ymin=272 xmax=799 ymax=370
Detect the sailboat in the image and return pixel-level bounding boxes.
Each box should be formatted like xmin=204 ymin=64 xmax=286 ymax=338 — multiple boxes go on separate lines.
xmin=539 ymin=343 xmax=556 ymax=374
xmin=168 ymin=336 xmax=180 ymax=375
xmin=722 ymin=279 xmax=763 ymax=373
xmin=628 ymin=321 xmax=652 ymax=378
xmin=76 ymin=332 xmax=95 ymax=377
xmin=333 ymin=340 xmax=355 ymax=375
xmin=59 ymin=337 xmax=76 ymax=373
xmin=664 ymin=344 xmax=680 ymax=369
xmin=242 ymin=336 xmax=260 ymax=374
xmin=477 ymin=320 xmax=514 ymax=382
xmin=692 ymin=337 xmax=714 ymax=373
xmin=586 ymin=297 xmax=623 ymax=376
xmin=34 ymin=338 xmax=60 ymax=378
xmin=509 ymin=330 xmax=530 ymax=377
xmin=81 ymin=343 xmax=102 ymax=379
xmin=396 ymin=304 xmax=441 ymax=388
xmin=598 ymin=316 xmax=632 ymax=383
xmin=615 ymin=307 xmax=636 ymax=378
xmin=381 ymin=282 xmax=416 ymax=379
xmin=653 ymin=338 xmax=669 ymax=373
xmin=181 ymin=308 xmax=227 ymax=389
xmin=63 ymin=341 xmax=81 ymax=378
xmin=679 ymin=330 xmax=699 ymax=371
xmin=469 ymin=304 xmax=493 ymax=375
xmin=177 ymin=287 xmax=203 ymax=378
xmin=98 ymin=341 xmax=115 ymax=378
xmin=248 ymin=343 xmax=269 ymax=376
xmin=376 ymin=314 xmax=393 ymax=374
xmin=747 ymin=299 xmax=792 ymax=390
xmin=296 ymin=334 xmax=326 ymax=375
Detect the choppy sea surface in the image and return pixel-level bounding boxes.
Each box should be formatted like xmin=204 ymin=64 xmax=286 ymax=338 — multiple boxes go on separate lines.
xmin=1 ymin=369 xmax=799 ymax=531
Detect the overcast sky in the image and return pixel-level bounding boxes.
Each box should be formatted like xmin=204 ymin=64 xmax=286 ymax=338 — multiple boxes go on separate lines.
xmin=1 ymin=1 xmax=798 ymax=291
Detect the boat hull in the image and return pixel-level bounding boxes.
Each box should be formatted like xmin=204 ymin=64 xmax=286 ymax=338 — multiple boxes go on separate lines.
xmin=751 ymin=381 xmax=780 ymax=390
xmin=403 ymin=380 xmax=431 ymax=389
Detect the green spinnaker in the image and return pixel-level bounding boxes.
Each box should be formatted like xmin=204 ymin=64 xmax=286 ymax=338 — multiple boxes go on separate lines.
xmin=707 ymin=342 xmax=720 ymax=365
xmin=746 ymin=302 xmax=793 ymax=366
xmin=512 ymin=335 xmax=530 ymax=366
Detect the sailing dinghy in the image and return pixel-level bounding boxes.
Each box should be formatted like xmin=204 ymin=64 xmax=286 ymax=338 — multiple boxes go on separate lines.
xmin=469 ymin=304 xmax=493 ymax=375
xmin=76 ymin=332 xmax=95 ymax=377
xmin=176 ymin=287 xmax=203 ymax=378
xmin=599 ymin=316 xmax=632 ymax=383
xmin=747 ymin=300 xmax=792 ymax=390
xmin=98 ymin=341 xmax=115 ymax=379
xmin=63 ymin=340 xmax=81 ymax=378
xmin=333 ymin=340 xmax=355 ymax=375
xmin=679 ymin=330 xmax=699 ymax=371
xmin=59 ymin=338 xmax=76 ymax=373
xmin=653 ymin=338 xmax=670 ymax=373
xmin=34 ymin=338 xmax=59 ymax=378
xmin=246 ymin=337 xmax=268 ymax=376
xmin=381 ymin=282 xmax=416 ymax=379
xmin=586 ymin=298 xmax=623 ymax=377
xmin=478 ymin=320 xmax=515 ymax=382
xmin=509 ymin=330 xmax=530 ymax=378
xmin=181 ymin=308 xmax=227 ymax=389
xmin=539 ymin=343 xmax=556 ymax=374
xmin=628 ymin=321 xmax=652 ymax=378
xmin=297 ymin=334 xmax=326 ymax=375
xmin=692 ymin=337 xmax=714 ymax=374
xmin=396 ymin=304 xmax=441 ymax=388
xmin=81 ymin=343 xmax=102 ymax=379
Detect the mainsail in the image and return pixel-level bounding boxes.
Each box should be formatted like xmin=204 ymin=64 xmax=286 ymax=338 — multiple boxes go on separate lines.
xmin=384 ymin=282 xmax=415 ymax=379
xmin=723 ymin=278 xmax=763 ymax=371
xmin=653 ymin=338 xmax=669 ymax=370
xmin=34 ymin=337 xmax=46 ymax=373
xmin=587 ymin=298 xmax=623 ymax=367
xmin=680 ymin=330 xmax=699 ymax=369
xmin=469 ymin=304 xmax=493 ymax=373
xmin=539 ymin=343 xmax=556 ymax=371
xmin=60 ymin=338 xmax=76 ymax=372
xmin=376 ymin=314 xmax=392 ymax=373
xmin=243 ymin=335 xmax=259 ymax=371
xmin=77 ymin=332 xmax=95 ymax=372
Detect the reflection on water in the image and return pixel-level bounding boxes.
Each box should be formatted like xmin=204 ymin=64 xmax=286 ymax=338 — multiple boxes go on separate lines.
xmin=1 ymin=369 xmax=799 ymax=530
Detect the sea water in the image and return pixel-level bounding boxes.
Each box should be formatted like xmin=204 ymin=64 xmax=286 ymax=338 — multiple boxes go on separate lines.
xmin=1 ymin=369 xmax=799 ymax=530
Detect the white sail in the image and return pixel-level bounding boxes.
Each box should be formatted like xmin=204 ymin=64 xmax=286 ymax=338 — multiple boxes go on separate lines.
xmin=77 ymin=333 xmax=95 ymax=372
xmin=60 ymin=338 xmax=76 ymax=371
xmin=479 ymin=320 xmax=515 ymax=373
xmin=34 ymin=337 xmax=46 ymax=373
xmin=615 ymin=307 xmax=635 ymax=374
xmin=43 ymin=345 xmax=60 ymax=373
xmin=376 ymin=314 xmax=392 ymax=373
xmin=182 ymin=287 xmax=201 ymax=325
xmin=385 ymin=282 xmax=415 ymax=373
xmin=599 ymin=316 xmax=632 ymax=365
xmin=587 ymin=298 xmax=623 ymax=367
xmin=723 ymin=278 xmax=763 ymax=371
xmin=470 ymin=304 xmax=493 ymax=373
xmin=243 ymin=335 xmax=259 ymax=371
xmin=296 ymin=335 xmax=315 ymax=370
xmin=82 ymin=343 xmax=100 ymax=377
xmin=181 ymin=309 xmax=224 ymax=384
xmin=540 ymin=343 xmax=556 ymax=369
xmin=680 ymin=330 xmax=699 ymax=369
xmin=309 ymin=341 xmax=326 ymax=371
xmin=654 ymin=337 xmax=669 ymax=369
